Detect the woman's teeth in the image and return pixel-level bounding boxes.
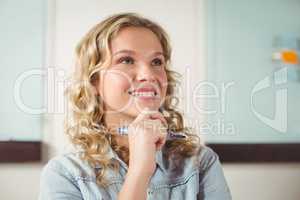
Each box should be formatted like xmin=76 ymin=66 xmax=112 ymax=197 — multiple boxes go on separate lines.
xmin=129 ymin=91 xmax=157 ymax=97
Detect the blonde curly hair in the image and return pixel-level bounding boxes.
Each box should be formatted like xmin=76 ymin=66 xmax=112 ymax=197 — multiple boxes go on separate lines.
xmin=65 ymin=13 xmax=201 ymax=187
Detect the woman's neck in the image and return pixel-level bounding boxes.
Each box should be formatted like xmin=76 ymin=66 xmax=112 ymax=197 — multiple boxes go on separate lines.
xmin=103 ymin=112 xmax=135 ymax=148
xmin=104 ymin=112 xmax=134 ymax=132
xmin=103 ymin=112 xmax=134 ymax=165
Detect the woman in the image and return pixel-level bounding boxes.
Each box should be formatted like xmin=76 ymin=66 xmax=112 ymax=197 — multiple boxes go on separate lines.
xmin=39 ymin=13 xmax=232 ymax=200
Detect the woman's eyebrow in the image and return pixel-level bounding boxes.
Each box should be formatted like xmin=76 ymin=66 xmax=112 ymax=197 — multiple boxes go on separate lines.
xmin=113 ymin=49 xmax=164 ymax=57
xmin=152 ymin=52 xmax=164 ymax=57
xmin=113 ymin=50 xmax=135 ymax=56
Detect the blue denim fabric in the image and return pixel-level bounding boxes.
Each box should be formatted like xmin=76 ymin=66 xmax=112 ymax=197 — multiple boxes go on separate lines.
xmin=39 ymin=145 xmax=232 ymax=200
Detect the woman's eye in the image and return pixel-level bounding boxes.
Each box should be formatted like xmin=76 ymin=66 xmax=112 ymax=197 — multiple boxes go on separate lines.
xmin=151 ymin=58 xmax=164 ymax=66
xmin=119 ymin=57 xmax=134 ymax=65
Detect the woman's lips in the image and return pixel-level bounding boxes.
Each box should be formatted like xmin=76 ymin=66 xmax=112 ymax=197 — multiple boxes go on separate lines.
xmin=127 ymin=85 xmax=162 ymax=104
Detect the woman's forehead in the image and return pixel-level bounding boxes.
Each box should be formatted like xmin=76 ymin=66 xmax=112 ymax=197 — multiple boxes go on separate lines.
xmin=110 ymin=27 xmax=163 ymax=54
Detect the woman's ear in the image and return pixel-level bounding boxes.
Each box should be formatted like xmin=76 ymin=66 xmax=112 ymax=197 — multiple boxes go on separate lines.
xmin=93 ymin=86 xmax=100 ymax=96
xmin=159 ymin=106 xmax=164 ymax=113
xmin=90 ymin=73 xmax=100 ymax=96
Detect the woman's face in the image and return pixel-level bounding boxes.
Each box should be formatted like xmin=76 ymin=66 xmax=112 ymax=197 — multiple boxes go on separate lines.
xmin=98 ymin=27 xmax=168 ymax=118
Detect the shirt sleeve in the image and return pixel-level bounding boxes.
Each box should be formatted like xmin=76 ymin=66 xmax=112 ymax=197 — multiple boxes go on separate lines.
xmin=197 ymin=146 xmax=232 ymax=200
xmin=38 ymin=159 xmax=84 ymax=200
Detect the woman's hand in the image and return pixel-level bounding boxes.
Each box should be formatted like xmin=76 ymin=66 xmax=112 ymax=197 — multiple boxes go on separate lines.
xmin=127 ymin=107 xmax=168 ymax=179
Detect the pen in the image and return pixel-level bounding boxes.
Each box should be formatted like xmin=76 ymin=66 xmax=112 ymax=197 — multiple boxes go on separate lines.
xmin=116 ymin=126 xmax=187 ymax=140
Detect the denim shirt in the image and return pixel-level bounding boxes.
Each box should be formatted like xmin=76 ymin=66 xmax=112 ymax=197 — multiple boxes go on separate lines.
xmin=39 ymin=145 xmax=231 ymax=200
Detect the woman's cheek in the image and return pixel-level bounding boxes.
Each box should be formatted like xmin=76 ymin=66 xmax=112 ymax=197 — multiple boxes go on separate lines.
xmin=160 ymin=72 xmax=168 ymax=96
xmin=101 ymin=72 xmax=129 ymax=102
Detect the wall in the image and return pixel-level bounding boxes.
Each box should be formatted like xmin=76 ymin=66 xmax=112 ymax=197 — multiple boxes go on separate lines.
xmin=0 ymin=0 xmax=45 ymax=141
xmin=0 ymin=163 xmax=43 ymax=199
xmin=1 ymin=0 xmax=299 ymax=200
xmin=205 ymin=0 xmax=300 ymax=143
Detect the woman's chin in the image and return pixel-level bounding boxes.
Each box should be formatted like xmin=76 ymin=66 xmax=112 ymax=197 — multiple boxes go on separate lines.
xmin=135 ymin=104 xmax=160 ymax=112
xmin=133 ymin=99 xmax=161 ymax=111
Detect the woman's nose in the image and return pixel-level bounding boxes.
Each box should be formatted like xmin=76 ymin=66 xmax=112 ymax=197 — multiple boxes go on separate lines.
xmin=136 ymin=64 xmax=156 ymax=82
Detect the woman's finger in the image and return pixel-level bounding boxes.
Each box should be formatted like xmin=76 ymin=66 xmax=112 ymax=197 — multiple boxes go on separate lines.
xmin=155 ymin=130 xmax=167 ymax=150
xmin=148 ymin=111 xmax=167 ymax=127
xmin=133 ymin=107 xmax=167 ymax=126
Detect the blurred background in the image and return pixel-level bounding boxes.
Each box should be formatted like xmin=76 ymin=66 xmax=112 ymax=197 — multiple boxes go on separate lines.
xmin=0 ymin=0 xmax=300 ymax=199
